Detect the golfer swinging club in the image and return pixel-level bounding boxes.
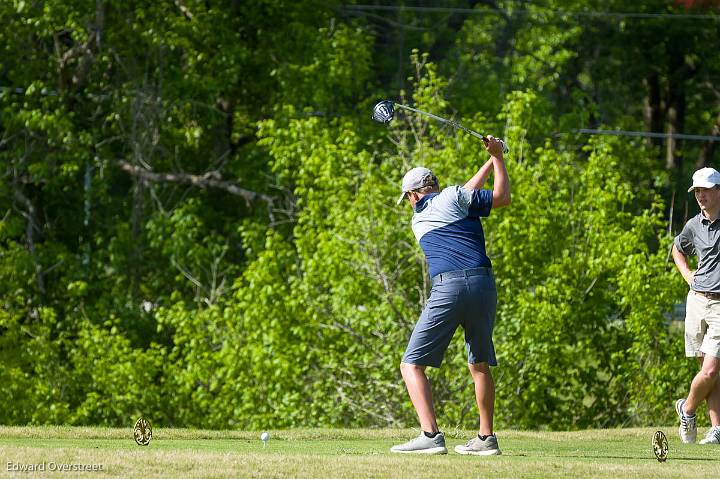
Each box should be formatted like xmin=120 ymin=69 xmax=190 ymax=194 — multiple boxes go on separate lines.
xmin=391 ymin=135 xmax=510 ymax=455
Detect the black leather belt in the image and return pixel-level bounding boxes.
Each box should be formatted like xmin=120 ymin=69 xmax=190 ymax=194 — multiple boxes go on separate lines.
xmin=432 ymin=267 xmax=492 ymax=284
xmin=694 ymin=291 xmax=720 ymax=300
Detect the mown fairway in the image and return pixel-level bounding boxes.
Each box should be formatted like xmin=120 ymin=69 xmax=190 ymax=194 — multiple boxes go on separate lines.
xmin=0 ymin=426 xmax=717 ymax=478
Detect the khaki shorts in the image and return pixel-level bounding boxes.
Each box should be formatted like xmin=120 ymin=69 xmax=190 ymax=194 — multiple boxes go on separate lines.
xmin=685 ymin=291 xmax=720 ymax=358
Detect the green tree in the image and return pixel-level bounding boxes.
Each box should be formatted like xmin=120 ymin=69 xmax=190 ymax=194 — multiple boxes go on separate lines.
xmin=0 ymin=1 xmax=708 ymax=430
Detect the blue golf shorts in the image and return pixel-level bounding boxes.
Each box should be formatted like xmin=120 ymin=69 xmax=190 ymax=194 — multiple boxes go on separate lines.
xmin=402 ymin=267 xmax=497 ymax=368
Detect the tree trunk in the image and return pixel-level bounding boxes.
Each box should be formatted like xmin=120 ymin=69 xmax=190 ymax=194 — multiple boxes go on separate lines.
xmin=665 ymin=82 xmax=686 ymax=170
xmin=643 ymin=73 xmax=663 ymax=149
xmin=13 ymin=187 xmax=45 ymax=296
xmin=696 ymin=112 xmax=720 ymax=168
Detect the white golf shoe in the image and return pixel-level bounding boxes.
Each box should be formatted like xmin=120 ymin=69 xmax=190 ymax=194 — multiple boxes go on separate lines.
xmin=390 ymin=432 xmax=447 ymax=454
xmin=675 ymin=398 xmax=697 ymax=444
xmin=454 ymin=434 xmax=502 ymax=456
xmin=699 ymin=426 xmax=720 ymax=445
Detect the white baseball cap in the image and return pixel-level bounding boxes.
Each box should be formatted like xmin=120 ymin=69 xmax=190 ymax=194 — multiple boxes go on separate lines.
xmin=688 ymin=167 xmax=720 ymax=192
xmin=397 ymin=167 xmax=438 ymax=204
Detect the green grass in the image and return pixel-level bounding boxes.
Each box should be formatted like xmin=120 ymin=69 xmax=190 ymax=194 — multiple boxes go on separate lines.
xmin=0 ymin=426 xmax=718 ymax=478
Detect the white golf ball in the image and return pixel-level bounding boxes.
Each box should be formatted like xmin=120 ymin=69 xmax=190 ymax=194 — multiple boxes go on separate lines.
xmin=260 ymin=432 xmax=269 ymax=442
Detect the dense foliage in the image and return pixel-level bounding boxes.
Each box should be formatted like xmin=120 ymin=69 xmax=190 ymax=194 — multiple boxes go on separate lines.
xmin=2 ymin=1 xmax=718 ymax=430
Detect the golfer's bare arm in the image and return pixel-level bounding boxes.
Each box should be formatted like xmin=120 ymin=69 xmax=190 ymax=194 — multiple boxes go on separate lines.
xmin=463 ymin=136 xmax=511 ymax=208
xmin=491 ymin=155 xmax=510 ymax=208
xmin=483 ymin=136 xmax=511 ymax=208
xmin=672 ymin=244 xmax=694 ymax=286
xmin=463 ymin=158 xmax=494 ymax=191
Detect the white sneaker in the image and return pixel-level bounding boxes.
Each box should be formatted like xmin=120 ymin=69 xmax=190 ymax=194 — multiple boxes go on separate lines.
xmin=454 ymin=434 xmax=502 ymax=456
xmin=390 ymin=432 xmax=448 ymax=454
xmin=675 ymin=398 xmax=697 ymax=443
xmin=699 ymin=426 xmax=720 ymax=445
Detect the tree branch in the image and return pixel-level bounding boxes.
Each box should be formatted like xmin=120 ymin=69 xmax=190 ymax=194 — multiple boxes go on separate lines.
xmin=116 ymin=160 xmax=274 ymax=208
xmin=54 ymin=1 xmax=106 ymax=90
xmin=175 ymin=0 xmax=194 ymax=20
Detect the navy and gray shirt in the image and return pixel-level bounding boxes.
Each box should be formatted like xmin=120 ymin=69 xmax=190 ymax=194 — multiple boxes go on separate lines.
xmin=411 ymin=185 xmax=493 ymax=279
xmin=674 ymin=212 xmax=720 ymax=292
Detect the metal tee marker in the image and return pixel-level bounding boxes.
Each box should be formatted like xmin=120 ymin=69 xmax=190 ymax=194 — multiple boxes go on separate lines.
xmin=652 ymin=430 xmax=668 ymax=462
xmin=372 ymin=99 xmax=509 ymax=153
xmin=134 ymin=417 xmax=153 ymax=446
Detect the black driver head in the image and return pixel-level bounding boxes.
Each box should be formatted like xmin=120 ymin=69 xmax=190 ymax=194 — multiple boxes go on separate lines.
xmin=372 ymin=100 xmax=395 ymax=124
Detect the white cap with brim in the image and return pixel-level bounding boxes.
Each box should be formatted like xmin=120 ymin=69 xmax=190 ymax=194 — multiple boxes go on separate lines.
xmin=688 ymin=167 xmax=720 ymax=192
xmin=397 ymin=167 xmax=438 ymax=204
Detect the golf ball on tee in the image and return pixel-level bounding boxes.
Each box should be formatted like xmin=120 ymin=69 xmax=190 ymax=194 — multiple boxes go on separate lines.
xmin=261 ymin=432 xmax=269 ymax=442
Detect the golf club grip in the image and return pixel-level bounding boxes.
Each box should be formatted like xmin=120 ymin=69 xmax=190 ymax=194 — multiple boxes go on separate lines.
xmin=394 ymin=103 xmax=508 ymax=153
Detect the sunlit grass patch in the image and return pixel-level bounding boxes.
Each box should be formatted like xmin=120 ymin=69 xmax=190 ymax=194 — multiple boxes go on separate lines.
xmin=1 ymin=426 xmax=718 ymax=478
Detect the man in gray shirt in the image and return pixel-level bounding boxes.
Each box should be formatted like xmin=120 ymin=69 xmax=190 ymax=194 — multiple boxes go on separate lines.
xmin=672 ymin=167 xmax=720 ymax=445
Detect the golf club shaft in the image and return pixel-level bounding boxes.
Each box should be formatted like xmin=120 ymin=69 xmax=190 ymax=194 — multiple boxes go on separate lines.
xmin=394 ymin=103 xmax=487 ymax=142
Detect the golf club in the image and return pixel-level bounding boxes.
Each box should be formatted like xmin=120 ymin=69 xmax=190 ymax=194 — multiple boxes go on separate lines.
xmin=372 ymin=100 xmax=509 ymax=153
